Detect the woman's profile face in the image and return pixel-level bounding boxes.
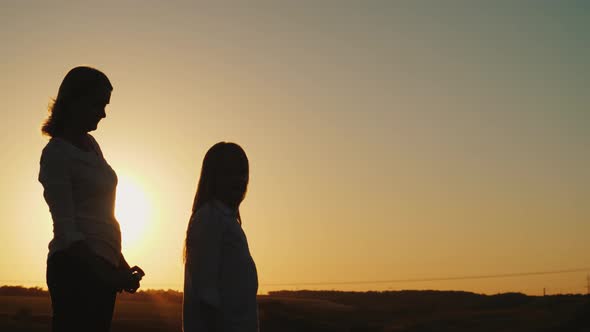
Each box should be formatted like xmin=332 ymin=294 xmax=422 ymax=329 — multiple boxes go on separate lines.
xmin=70 ymin=88 xmax=111 ymax=133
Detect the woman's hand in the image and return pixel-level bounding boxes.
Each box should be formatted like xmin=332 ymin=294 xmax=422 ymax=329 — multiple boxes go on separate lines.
xmin=116 ymin=254 xmax=144 ymax=293
xmin=113 ymin=269 xmax=141 ymax=293
xmin=114 ymin=268 xmax=144 ymax=293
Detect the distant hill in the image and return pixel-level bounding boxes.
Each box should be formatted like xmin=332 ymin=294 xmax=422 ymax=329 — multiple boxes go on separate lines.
xmin=2 ymin=286 xmax=589 ymax=331
xmin=263 ymin=290 xmax=590 ymax=331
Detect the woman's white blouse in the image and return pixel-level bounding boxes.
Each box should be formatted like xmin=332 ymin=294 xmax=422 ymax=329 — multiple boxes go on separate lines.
xmin=38 ymin=135 xmax=122 ymax=267
xmin=183 ymin=200 xmax=259 ymax=332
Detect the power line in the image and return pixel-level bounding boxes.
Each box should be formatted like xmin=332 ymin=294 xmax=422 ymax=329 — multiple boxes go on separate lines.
xmin=3 ymin=267 xmax=590 ymax=289
xmin=260 ymin=267 xmax=590 ymax=287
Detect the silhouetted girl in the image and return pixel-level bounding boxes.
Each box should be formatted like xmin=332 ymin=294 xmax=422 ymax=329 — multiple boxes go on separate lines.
xmin=39 ymin=66 xmax=144 ymax=332
xmin=183 ymin=142 xmax=259 ymax=332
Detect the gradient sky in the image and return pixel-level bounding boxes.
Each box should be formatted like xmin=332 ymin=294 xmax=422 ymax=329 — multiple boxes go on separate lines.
xmin=1 ymin=1 xmax=589 ymax=295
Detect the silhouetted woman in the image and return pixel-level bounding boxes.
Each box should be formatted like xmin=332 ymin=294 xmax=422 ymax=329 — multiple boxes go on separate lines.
xmin=183 ymin=142 xmax=259 ymax=332
xmin=39 ymin=66 xmax=144 ymax=332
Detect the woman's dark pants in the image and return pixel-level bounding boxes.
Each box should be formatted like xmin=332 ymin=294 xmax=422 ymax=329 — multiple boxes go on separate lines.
xmin=46 ymin=251 xmax=117 ymax=332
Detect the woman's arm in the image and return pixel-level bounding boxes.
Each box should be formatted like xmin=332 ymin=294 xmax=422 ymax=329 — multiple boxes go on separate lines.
xmin=39 ymin=146 xmax=85 ymax=247
xmin=119 ymin=253 xmax=131 ymax=271
xmin=117 ymin=253 xmax=142 ymax=293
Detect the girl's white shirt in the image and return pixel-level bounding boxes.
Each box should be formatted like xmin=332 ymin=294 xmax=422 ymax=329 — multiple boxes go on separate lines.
xmin=183 ymin=200 xmax=258 ymax=332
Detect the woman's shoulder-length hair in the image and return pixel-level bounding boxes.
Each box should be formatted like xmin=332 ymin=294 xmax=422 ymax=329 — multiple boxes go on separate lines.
xmin=42 ymin=66 xmax=112 ymax=137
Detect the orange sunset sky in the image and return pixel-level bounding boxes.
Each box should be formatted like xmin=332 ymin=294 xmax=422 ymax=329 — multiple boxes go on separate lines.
xmin=1 ymin=1 xmax=589 ymax=295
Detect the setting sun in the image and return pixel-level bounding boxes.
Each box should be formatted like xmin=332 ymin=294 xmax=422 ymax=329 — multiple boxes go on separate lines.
xmin=115 ymin=175 xmax=152 ymax=250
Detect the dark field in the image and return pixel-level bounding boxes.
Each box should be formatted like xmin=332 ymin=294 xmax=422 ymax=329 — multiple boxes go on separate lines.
xmin=1 ymin=287 xmax=589 ymax=331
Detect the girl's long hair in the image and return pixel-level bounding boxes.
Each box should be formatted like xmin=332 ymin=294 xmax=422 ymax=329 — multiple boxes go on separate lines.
xmin=184 ymin=142 xmax=249 ymax=262
xmin=42 ymin=66 xmax=112 ymax=137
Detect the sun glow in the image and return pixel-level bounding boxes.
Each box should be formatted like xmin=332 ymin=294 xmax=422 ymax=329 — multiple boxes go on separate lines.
xmin=115 ymin=175 xmax=152 ymax=250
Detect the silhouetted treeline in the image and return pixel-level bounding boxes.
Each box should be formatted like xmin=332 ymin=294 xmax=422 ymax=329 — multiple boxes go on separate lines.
xmin=0 ymin=286 xmax=46 ymax=297
xmin=0 ymin=285 xmax=183 ymax=302
xmin=118 ymin=288 xmax=183 ymax=303
xmin=267 ymin=290 xmax=536 ymax=311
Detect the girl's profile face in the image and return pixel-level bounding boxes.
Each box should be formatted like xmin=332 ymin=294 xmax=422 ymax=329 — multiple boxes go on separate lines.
xmin=214 ymin=152 xmax=249 ymax=208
